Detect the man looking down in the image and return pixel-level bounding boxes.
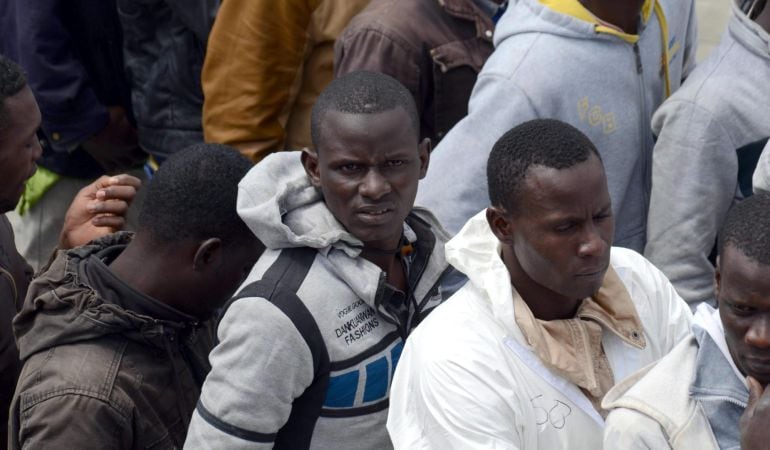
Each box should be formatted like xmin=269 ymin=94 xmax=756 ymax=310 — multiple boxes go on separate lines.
xmin=387 ymin=119 xmax=692 ymax=449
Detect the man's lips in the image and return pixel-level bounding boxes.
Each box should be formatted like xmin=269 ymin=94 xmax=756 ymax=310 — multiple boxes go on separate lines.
xmin=575 ymin=265 xmax=609 ymax=278
xmin=744 ymin=356 xmax=770 ymax=375
xmin=355 ymin=205 xmax=396 ymax=224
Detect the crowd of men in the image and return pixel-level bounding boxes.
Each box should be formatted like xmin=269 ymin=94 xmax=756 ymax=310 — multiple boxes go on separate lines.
xmin=1 ymin=0 xmax=770 ymax=448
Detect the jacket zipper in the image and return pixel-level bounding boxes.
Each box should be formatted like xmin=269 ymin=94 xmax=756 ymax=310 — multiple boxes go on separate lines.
xmin=633 ymin=42 xmax=653 ymax=224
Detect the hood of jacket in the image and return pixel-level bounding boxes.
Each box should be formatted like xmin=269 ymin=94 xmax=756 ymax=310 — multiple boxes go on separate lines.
xmin=730 ymin=0 xmax=770 ymax=59
xmin=237 ymin=151 xmax=367 ymax=257
xmin=13 ymin=232 xmax=187 ymax=361
xmin=495 ymin=0 xmax=658 ymax=46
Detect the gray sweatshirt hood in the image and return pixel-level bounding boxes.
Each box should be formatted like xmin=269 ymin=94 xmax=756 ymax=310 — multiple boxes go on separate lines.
xmin=237 ymin=151 xmax=365 ymax=257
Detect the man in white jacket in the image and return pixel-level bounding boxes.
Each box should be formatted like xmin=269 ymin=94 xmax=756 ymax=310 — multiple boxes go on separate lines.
xmin=603 ymin=193 xmax=770 ymax=450
xmin=387 ymin=119 xmax=692 ymax=449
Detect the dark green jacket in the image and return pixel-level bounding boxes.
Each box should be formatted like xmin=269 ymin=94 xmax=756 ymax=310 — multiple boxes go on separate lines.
xmin=10 ymin=233 xmax=214 ymax=449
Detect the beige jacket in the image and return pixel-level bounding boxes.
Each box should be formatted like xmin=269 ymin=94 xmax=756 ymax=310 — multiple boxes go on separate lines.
xmin=202 ymin=0 xmax=370 ymax=162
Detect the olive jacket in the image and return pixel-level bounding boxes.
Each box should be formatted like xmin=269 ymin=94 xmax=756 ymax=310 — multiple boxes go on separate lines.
xmin=9 ymin=233 xmax=215 ymax=449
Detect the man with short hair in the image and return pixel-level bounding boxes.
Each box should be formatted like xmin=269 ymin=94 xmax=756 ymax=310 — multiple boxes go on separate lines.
xmin=603 ymin=193 xmax=770 ymax=450
xmin=416 ymin=0 xmax=698 ymax=253
xmin=9 ymin=144 xmax=263 ymax=449
xmin=387 ymin=119 xmax=692 ymax=449
xmin=0 ymin=54 xmax=139 ymax=447
xmin=185 ymin=71 xmax=458 ymax=449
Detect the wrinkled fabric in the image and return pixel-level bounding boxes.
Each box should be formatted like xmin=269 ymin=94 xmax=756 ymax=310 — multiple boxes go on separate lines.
xmin=645 ymin=0 xmax=770 ymax=306
xmin=387 ymin=211 xmax=692 ymax=449
xmin=335 ymin=0 xmax=495 ymax=144
xmin=9 ymin=233 xmax=215 ymax=449
xmin=202 ymin=0 xmax=370 ymax=161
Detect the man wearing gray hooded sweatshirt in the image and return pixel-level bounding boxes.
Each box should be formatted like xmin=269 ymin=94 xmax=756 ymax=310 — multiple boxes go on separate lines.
xmin=645 ymin=0 xmax=770 ymax=307
xmin=185 ymin=72 xmax=459 ymax=449
xmin=416 ymin=0 xmax=697 ymax=253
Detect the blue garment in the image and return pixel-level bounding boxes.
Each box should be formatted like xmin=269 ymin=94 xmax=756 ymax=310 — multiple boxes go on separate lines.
xmin=690 ymin=326 xmax=748 ymax=450
xmin=0 ymin=0 xmax=131 ymax=178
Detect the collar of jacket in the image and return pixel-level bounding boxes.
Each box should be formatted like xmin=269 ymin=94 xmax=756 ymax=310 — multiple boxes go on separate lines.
xmin=539 ymin=0 xmax=654 ymax=43
xmin=538 ymin=0 xmax=672 ymax=97
xmin=730 ymin=0 xmax=770 ymax=59
xmin=438 ymin=0 xmax=496 ymax=41
xmin=689 ymin=325 xmax=748 ymax=449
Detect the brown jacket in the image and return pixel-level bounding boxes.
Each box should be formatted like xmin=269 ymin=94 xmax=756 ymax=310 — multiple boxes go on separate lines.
xmin=9 ymin=233 xmax=214 ymax=449
xmin=202 ymin=0 xmax=370 ymax=162
xmin=0 ymin=215 xmax=32 ymax=449
xmin=335 ymin=0 xmax=496 ymax=144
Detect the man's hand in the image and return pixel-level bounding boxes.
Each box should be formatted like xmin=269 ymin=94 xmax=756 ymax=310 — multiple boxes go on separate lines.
xmin=82 ymin=106 xmax=147 ymax=174
xmin=740 ymin=376 xmax=770 ymax=449
xmin=58 ymin=174 xmax=142 ymax=249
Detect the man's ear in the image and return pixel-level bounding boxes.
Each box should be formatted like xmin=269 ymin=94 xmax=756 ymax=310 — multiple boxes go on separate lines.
xmin=486 ymin=206 xmax=515 ymax=244
xmin=193 ymin=238 xmax=223 ymax=271
xmin=418 ymin=138 xmax=431 ymax=179
xmin=301 ymin=148 xmax=322 ymax=188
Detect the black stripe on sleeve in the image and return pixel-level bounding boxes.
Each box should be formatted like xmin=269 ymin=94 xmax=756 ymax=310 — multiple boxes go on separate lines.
xmin=195 ymin=400 xmax=276 ymax=443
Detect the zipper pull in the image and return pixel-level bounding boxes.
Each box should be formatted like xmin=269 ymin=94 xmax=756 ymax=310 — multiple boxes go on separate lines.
xmin=633 ymin=43 xmax=643 ymax=74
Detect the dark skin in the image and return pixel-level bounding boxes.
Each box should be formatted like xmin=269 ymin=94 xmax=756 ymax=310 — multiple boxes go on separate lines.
xmin=488 ymin=154 xmax=614 ymax=321
xmin=715 ymin=246 xmax=770 ymax=449
xmin=302 ymin=108 xmax=430 ymax=292
xmin=109 ymin=233 xmax=263 ymax=320
xmin=579 ymin=0 xmax=646 ymax=34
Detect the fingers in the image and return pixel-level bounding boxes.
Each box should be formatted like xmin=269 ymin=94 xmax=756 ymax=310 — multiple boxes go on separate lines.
xmin=90 ymin=214 xmax=126 ymax=229
xmin=96 ymin=185 xmax=138 ymax=202
xmin=745 ymin=376 xmax=764 ymax=419
xmin=87 ymin=199 xmax=129 ymax=215
xmin=106 ymin=174 xmax=142 ymax=189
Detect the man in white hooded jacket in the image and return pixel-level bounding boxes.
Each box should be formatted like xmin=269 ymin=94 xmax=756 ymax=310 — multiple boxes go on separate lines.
xmin=387 ymin=119 xmax=692 ymax=449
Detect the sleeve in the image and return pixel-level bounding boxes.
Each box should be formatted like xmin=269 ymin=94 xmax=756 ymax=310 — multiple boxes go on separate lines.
xmin=644 ymin=100 xmax=736 ymax=306
xmin=604 ymin=407 xmax=673 ymax=450
xmin=387 ymin=334 xmax=521 ymax=450
xmin=184 ymin=297 xmax=315 ymax=449
xmin=201 ymin=0 xmax=313 ymax=160
xmin=16 ymin=394 xmax=132 ymax=449
xmin=334 ymin=26 xmax=423 ymax=115
xmin=415 ymin=74 xmax=538 ymax=235
xmin=13 ymin=0 xmax=108 ymax=152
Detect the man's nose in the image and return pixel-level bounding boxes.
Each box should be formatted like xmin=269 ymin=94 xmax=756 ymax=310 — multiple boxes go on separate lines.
xmin=359 ymin=168 xmax=391 ymax=200
xmin=746 ymin=315 xmax=770 ymax=349
xmin=577 ymin=224 xmax=607 ymax=258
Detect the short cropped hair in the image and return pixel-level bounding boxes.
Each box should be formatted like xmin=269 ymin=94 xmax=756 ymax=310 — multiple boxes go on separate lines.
xmin=0 ymin=55 xmax=28 ymax=131
xmin=718 ymin=193 xmax=770 ymax=265
xmin=138 ymin=143 xmax=253 ymax=246
xmin=487 ymin=119 xmax=601 ymax=212
xmin=310 ymin=71 xmax=419 ymax=148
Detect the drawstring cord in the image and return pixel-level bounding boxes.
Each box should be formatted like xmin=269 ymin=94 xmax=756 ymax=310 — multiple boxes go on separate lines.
xmin=653 ymin=0 xmax=672 ymax=99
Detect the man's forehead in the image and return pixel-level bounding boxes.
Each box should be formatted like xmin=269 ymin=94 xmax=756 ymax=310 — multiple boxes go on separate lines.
xmin=720 ymin=246 xmax=770 ymax=296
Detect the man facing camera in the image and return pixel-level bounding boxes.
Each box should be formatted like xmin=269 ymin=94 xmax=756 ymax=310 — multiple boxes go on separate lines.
xmin=387 ymin=119 xmax=692 ymax=449
xmin=604 ymin=193 xmax=770 ymax=450
xmin=9 ymin=144 xmax=263 ymax=449
xmin=186 ymin=71 xmax=459 ymax=449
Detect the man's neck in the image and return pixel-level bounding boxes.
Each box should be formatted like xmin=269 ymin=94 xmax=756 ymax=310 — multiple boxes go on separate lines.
xmin=578 ymin=0 xmax=646 ymax=34
xmin=109 ymin=241 xmax=182 ymax=312
xmin=502 ymin=246 xmax=582 ymax=321
xmin=755 ymin=1 xmax=770 ymax=34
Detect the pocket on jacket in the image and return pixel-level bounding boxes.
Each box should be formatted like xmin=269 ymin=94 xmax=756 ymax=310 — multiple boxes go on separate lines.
xmin=430 ymin=38 xmax=492 ymax=142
